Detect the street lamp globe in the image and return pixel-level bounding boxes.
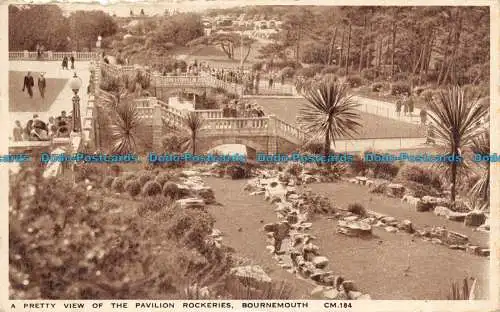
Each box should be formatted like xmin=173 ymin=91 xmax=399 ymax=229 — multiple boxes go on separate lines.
xmin=69 ymin=73 xmax=82 ymax=94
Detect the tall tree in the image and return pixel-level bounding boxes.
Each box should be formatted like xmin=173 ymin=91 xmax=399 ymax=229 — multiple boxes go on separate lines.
xmin=297 ymin=78 xmax=362 ymax=157
xmin=426 ymin=87 xmax=488 ymax=203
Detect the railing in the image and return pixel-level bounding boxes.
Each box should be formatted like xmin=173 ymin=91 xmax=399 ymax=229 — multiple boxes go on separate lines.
xmin=202 ymin=117 xmax=269 ymax=130
xmin=160 ymin=107 xmax=187 ymax=128
xmin=274 ymin=117 xmax=308 ymax=143
xmin=195 ymin=109 xmax=223 ymax=119
xmin=9 ymin=51 xmax=97 ymax=61
xmin=137 ymin=107 xmax=155 ymax=120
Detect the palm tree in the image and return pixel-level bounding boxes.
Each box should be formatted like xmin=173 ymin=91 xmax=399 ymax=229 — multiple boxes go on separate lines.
xmin=184 ymin=112 xmax=204 ymax=154
xmin=468 ymin=131 xmax=489 ymax=210
xmin=297 ymin=78 xmax=362 ymax=157
xmin=109 ymin=100 xmax=143 ymax=154
xmin=426 ymin=86 xmax=488 ymax=203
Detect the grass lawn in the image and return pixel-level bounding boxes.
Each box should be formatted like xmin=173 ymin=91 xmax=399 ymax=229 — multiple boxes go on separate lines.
xmin=253 ymin=97 xmax=426 ymax=139
xmin=204 ymin=177 xmax=489 ymax=300
xmin=9 ymin=71 xmax=68 ymax=112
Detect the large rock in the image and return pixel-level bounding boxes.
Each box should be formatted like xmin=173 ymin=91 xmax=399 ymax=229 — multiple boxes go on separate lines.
xmin=444 ymin=231 xmax=468 ymax=245
xmin=191 ymin=185 xmax=215 ymax=204
xmin=312 ymin=256 xmax=329 ymax=269
xmin=174 ymin=198 xmax=205 ymax=209
xmin=464 ymin=211 xmax=487 ymax=227
xmin=230 ymin=265 xmax=272 ymax=288
xmin=446 ymin=211 xmax=467 ymax=222
xmin=398 ymin=220 xmax=414 ymax=233
xmin=434 ymin=206 xmax=452 ymax=217
xmin=386 ymin=183 xmax=405 ymax=198
xmin=337 ymin=220 xmax=372 ymax=237
xmin=416 ymin=200 xmax=433 ymax=212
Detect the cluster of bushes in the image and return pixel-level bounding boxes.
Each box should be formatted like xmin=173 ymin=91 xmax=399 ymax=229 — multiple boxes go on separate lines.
xmin=394 ymin=165 xmax=442 ymax=191
xmin=346 ymin=75 xmax=363 ymax=88
xmin=390 ymin=81 xmax=412 ymax=96
xmin=9 ymin=165 xmax=235 ymax=300
xmin=349 ymin=153 xmax=400 ymax=180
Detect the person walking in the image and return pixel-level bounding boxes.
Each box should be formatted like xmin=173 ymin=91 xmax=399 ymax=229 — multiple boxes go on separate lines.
xmin=22 ymin=72 xmax=35 ymax=99
xmin=62 ymin=56 xmax=68 ymax=70
xmin=395 ymin=97 xmax=402 ymax=117
xmin=407 ymin=92 xmax=415 ymax=116
xmin=13 ymin=120 xmax=24 ymax=141
xmin=402 ymin=93 xmax=409 ymax=116
xmin=420 ymin=107 xmax=428 ymax=125
xmin=38 ymin=73 xmax=46 ymax=99
xmin=70 ymin=55 xmax=75 ymax=70
xmin=268 ymin=74 xmax=274 ymax=89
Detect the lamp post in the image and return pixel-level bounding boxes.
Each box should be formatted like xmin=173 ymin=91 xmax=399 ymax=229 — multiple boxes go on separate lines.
xmin=69 ymin=73 xmax=83 ymax=133
xmin=96 ymin=35 xmax=102 ymax=59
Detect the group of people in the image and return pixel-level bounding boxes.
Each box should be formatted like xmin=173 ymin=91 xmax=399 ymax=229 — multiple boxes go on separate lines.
xmin=22 ymin=72 xmax=46 ymax=99
xmin=12 ymin=111 xmax=72 ymax=142
xmin=395 ymin=92 xmax=415 ymax=117
xmin=221 ymin=100 xmax=266 ymax=118
xmin=62 ymin=56 xmax=76 ymax=70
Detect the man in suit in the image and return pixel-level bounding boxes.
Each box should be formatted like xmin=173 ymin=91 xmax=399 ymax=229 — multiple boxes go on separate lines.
xmin=38 ymin=73 xmax=46 ymax=99
xmin=22 ymin=72 xmax=35 ymax=98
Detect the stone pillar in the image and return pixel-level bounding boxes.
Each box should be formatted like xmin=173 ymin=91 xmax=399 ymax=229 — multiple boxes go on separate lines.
xmin=267 ymin=115 xmax=278 ymax=154
xmin=47 ymin=51 xmax=53 ymax=60
xmin=24 ymin=50 xmax=29 ymax=59
xmin=152 ymin=104 xmax=163 ymax=152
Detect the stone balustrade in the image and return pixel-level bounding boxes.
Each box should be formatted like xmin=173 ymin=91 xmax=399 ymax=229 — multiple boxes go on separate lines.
xmin=9 ymin=51 xmax=98 ymax=61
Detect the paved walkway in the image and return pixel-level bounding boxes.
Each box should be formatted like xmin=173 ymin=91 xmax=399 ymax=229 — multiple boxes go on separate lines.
xmin=9 ymin=61 xmax=91 ymax=138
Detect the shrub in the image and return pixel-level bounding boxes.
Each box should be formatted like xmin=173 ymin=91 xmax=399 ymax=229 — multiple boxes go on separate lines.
xmin=226 ymin=165 xmax=246 ymax=180
xmin=371 ymin=82 xmax=384 ymax=92
xmin=336 ymin=68 xmax=346 ymax=77
xmin=346 ymin=75 xmax=363 ymax=88
xmin=75 ymin=163 xmax=106 ymax=184
xmin=142 ymin=181 xmax=163 ymax=196
xmin=369 ymin=181 xmax=389 ymax=194
xmin=102 ymin=176 xmax=114 ymax=188
xmin=111 ymin=177 xmax=126 ymax=193
xmin=281 ymin=66 xmax=295 ymax=78
xmin=391 ymin=81 xmax=411 ymax=96
xmin=420 ymin=89 xmax=437 ymax=103
xmin=347 ymin=203 xmax=367 ymax=216
xmin=301 ymin=141 xmax=326 ymax=154
xmin=296 ymin=67 xmax=315 ymax=78
xmin=137 ymin=170 xmax=156 ymax=187
xmin=321 ymin=65 xmax=339 ymax=75
xmin=155 ymin=172 xmax=171 ymax=187
xmin=123 ymin=172 xmax=136 ymax=181
xmin=284 ymin=162 xmax=303 ymax=177
xmin=371 ymin=162 xmax=400 ymax=180
xmin=361 ymin=68 xmax=377 ymax=81
xmin=395 ymin=165 xmax=442 ymax=190
xmin=163 ymin=182 xmax=181 ymax=199
xmin=125 ymin=179 xmax=141 ymax=197
xmin=252 ymin=62 xmax=263 ymax=71
xmin=349 ymin=155 xmax=368 ymax=175
xmin=139 ymin=195 xmax=171 ymax=215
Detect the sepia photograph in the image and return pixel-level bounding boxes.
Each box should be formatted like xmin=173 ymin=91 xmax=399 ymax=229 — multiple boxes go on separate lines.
xmin=5 ymin=1 xmax=495 ymax=304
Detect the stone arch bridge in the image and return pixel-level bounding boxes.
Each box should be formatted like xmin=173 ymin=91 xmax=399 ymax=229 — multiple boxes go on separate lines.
xmin=134 ymin=97 xmax=307 ymax=158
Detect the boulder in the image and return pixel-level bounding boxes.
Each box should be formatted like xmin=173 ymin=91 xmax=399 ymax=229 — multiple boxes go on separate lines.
xmin=385 ymin=226 xmax=398 ymax=233
xmin=191 ymin=185 xmax=216 ymax=204
xmin=464 ymin=211 xmax=487 ymax=227
xmin=416 ymin=200 xmax=433 ymax=212
xmin=398 ymin=220 xmax=414 ymax=233
xmin=174 ymin=198 xmax=205 ymax=209
xmin=312 ymin=256 xmax=329 ymax=269
xmin=323 ymin=288 xmax=340 ymax=300
xmin=311 ymin=286 xmax=327 ymax=299
xmin=386 ymin=183 xmax=405 ymax=198
xmin=337 ymin=221 xmax=372 ymax=237
xmin=348 ymin=291 xmax=363 ymax=300
xmin=434 ymin=206 xmax=452 ymax=217
xmin=445 ymin=231 xmax=468 ymax=245
xmin=230 ymin=265 xmax=272 ymax=288
xmin=447 ymin=211 xmax=467 ymax=222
